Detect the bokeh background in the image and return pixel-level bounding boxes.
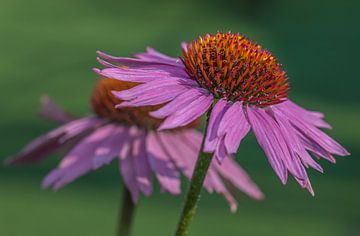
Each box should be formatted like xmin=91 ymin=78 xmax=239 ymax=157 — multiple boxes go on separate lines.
xmin=1 ymin=0 xmax=359 ymax=235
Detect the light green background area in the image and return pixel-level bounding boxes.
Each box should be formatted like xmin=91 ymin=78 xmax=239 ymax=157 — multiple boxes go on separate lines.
xmin=0 ymin=0 xmax=359 ymax=235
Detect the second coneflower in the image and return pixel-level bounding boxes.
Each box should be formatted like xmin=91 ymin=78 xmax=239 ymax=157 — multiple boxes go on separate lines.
xmin=95 ymin=32 xmax=349 ymax=235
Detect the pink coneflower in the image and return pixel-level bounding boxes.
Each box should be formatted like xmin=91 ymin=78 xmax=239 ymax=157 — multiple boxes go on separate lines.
xmin=6 ymin=77 xmax=263 ymax=211
xmin=95 ymin=32 xmax=350 ymax=194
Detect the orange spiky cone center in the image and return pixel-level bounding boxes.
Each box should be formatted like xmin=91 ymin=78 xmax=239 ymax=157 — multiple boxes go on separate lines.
xmin=182 ymin=32 xmax=289 ymax=107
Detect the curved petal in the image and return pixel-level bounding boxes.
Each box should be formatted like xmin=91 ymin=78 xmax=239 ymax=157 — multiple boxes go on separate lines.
xmin=150 ymin=88 xmax=204 ymax=119
xmin=218 ymin=102 xmax=250 ymax=154
xmin=158 ymin=93 xmax=213 ymax=130
xmin=204 ymin=99 xmax=230 ymax=152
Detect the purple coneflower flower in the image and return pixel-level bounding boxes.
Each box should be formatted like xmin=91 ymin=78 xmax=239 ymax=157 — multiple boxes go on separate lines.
xmin=95 ymin=32 xmax=350 ymax=195
xmin=6 ymin=77 xmax=263 ymax=211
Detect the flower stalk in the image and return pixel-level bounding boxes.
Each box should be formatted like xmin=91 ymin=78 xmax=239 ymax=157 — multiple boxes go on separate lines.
xmin=117 ymin=185 xmax=136 ymax=236
xmin=175 ymin=109 xmax=214 ymax=236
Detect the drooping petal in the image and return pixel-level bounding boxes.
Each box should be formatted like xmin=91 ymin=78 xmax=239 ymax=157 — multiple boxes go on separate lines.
xmin=6 ymin=116 xmax=104 ymax=165
xmin=280 ymin=100 xmax=331 ymax=129
xmin=146 ymin=131 xmax=180 ymax=194
xmin=273 ymin=110 xmax=324 ymax=173
xmin=118 ymin=127 xmax=140 ymax=202
xmin=42 ymin=124 xmax=116 ymax=190
xmin=214 ymin=157 xmax=264 ymax=200
xmin=214 ymin=136 xmax=228 ymax=163
xmin=218 ymin=102 xmax=250 ymax=154
xmin=40 ymin=95 xmax=74 ymax=123
xmin=204 ymin=99 xmax=230 ymax=152
xmin=165 ymin=129 xmax=262 ymax=211
xmin=204 ymin=168 xmax=238 ymax=213
xmin=92 ymin=126 xmax=126 ymax=169
xmin=246 ymin=107 xmax=288 ymax=184
xmin=275 ymin=105 xmax=349 ymax=156
xmin=132 ymin=130 xmax=152 ymax=196
xmin=158 ymin=93 xmax=213 ymax=130
xmin=250 ymin=108 xmax=314 ymax=182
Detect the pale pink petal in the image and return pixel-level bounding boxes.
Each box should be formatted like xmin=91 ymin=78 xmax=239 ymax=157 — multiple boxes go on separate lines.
xmin=132 ymin=131 xmax=152 ymax=196
xmin=6 ymin=116 xmax=103 ymax=165
xmin=146 ymin=131 xmax=180 ymax=194
xmin=214 ymin=157 xmax=264 ymax=200
xmin=42 ymin=124 xmax=116 ymax=190
xmin=118 ymin=127 xmax=140 ymax=202
xmin=92 ymin=126 xmax=126 ymax=169
xmin=40 ymin=95 xmax=74 ymax=123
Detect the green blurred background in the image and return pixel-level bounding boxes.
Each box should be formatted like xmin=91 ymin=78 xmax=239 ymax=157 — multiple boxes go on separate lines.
xmin=1 ymin=0 xmax=359 ymax=235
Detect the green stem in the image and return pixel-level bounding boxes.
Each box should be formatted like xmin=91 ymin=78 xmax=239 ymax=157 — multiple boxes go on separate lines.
xmin=117 ymin=186 xmax=136 ymax=236
xmin=175 ymin=110 xmax=214 ymax=236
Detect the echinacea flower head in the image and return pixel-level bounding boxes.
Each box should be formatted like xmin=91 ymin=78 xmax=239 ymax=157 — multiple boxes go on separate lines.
xmin=95 ymin=31 xmax=350 ymax=195
xmin=6 ymin=77 xmax=263 ymax=211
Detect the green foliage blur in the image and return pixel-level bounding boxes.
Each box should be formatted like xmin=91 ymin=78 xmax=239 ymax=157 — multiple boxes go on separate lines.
xmin=0 ymin=0 xmax=359 ymax=235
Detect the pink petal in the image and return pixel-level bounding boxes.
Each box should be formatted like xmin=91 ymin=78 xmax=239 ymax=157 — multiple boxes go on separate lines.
xmin=95 ymin=67 xmax=173 ymax=83
xmin=274 ymin=110 xmax=324 ymax=173
xmin=112 ymin=78 xmax=192 ymax=101
xmin=42 ymin=124 xmax=116 ymax=190
xmin=218 ymin=102 xmax=250 ymax=154
xmin=280 ymin=100 xmax=331 ymax=129
xmin=40 ymin=95 xmax=74 ymax=123
xmin=115 ymin=85 xmax=187 ymax=108
xmin=146 ymin=131 xmax=180 ymax=194
xmin=149 ymin=89 xmax=204 ymax=119
xmin=246 ymin=107 xmax=288 ymax=184
xmin=214 ymin=157 xmax=264 ymax=200
xmin=275 ymin=105 xmax=349 ymax=156
xmin=132 ymin=131 xmax=152 ymax=196
xmin=158 ymin=93 xmax=213 ymax=130
xmin=204 ymin=99 xmax=230 ymax=152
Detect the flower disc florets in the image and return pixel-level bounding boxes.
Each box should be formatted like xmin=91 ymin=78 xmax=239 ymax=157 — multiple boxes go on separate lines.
xmin=182 ymin=32 xmax=289 ymax=107
xmin=91 ymin=78 xmax=164 ymax=129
